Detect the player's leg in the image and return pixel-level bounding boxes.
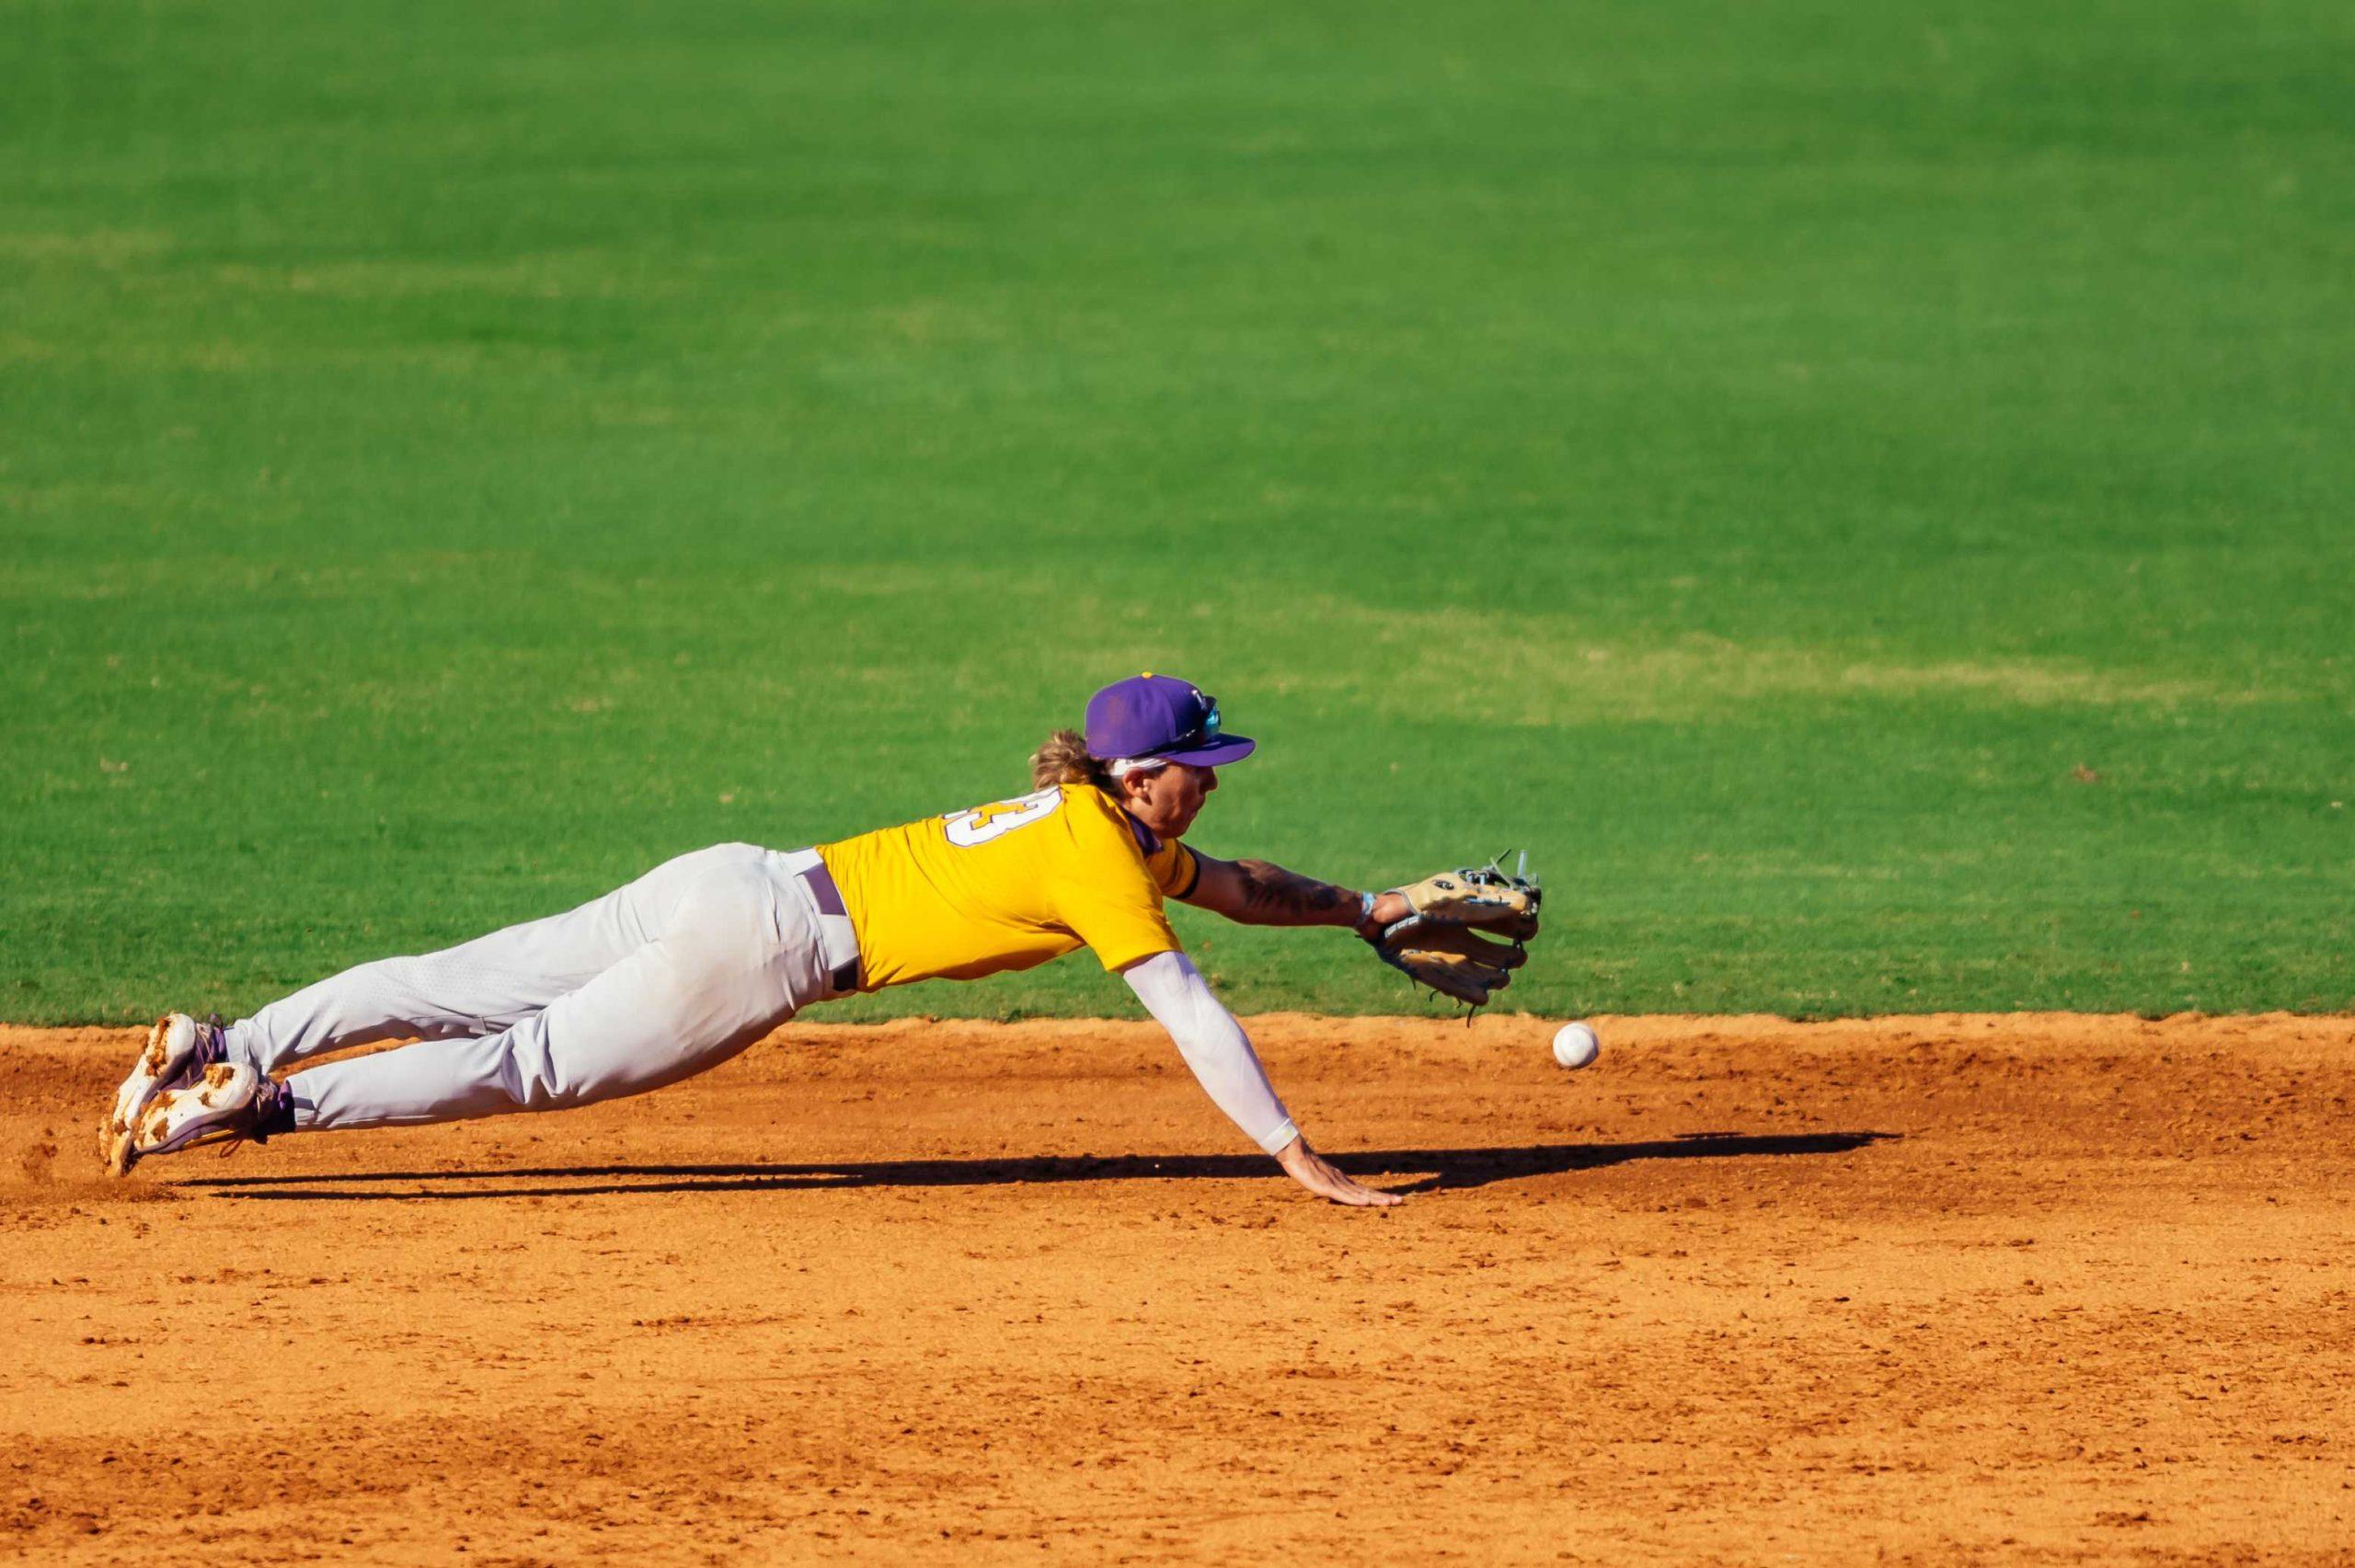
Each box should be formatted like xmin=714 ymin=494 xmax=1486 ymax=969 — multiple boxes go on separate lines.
xmin=220 ymin=843 xmax=775 ymax=1076
xmin=104 ymin=843 xmax=778 ymax=1172
xmin=135 ymin=849 xmax=831 ymax=1151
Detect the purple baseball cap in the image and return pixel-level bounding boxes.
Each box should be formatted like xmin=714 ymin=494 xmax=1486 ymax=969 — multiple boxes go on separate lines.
xmin=1084 ymin=673 xmax=1257 ymax=768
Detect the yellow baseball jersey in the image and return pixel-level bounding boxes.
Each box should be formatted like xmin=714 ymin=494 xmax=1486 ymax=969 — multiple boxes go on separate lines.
xmin=816 ymin=784 xmax=1201 ymax=991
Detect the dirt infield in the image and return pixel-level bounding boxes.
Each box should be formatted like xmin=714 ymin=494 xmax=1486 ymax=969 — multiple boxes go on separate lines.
xmin=4 ymin=1013 xmax=2350 ymax=1563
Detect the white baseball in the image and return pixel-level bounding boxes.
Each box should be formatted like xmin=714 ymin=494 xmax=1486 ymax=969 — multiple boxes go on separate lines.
xmin=1551 ymin=1021 xmax=1600 ymax=1070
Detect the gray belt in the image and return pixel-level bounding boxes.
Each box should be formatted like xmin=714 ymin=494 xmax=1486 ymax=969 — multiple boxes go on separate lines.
xmin=778 ymin=847 xmax=864 ymax=995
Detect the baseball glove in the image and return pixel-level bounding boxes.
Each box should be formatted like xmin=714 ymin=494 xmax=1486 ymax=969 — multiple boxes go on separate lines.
xmin=1371 ymin=921 xmax=1531 ymax=1007
xmin=1367 ymin=860 xmax=1543 ymax=1007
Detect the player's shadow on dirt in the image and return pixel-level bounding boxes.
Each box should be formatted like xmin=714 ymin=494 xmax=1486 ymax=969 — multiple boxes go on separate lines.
xmin=181 ymin=1131 xmax=1894 ymax=1201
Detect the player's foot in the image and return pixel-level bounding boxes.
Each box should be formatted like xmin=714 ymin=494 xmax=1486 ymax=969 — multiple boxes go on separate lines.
xmin=99 ymin=1013 xmax=227 ymax=1176
xmin=128 ymin=1064 xmax=291 ymax=1168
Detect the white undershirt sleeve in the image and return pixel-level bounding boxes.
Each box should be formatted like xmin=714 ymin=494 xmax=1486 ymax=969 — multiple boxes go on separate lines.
xmin=1120 ymin=950 xmax=1299 ymax=1156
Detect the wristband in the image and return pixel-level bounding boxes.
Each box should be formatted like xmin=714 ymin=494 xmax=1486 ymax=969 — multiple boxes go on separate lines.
xmin=1357 ymin=890 xmax=1377 ymax=928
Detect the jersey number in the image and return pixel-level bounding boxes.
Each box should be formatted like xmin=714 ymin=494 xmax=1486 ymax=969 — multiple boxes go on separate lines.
xmin=943 ymin=787 xmax=1063 ymax=847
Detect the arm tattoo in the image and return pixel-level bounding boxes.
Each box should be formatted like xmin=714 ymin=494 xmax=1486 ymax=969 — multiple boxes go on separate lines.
xmin=1231 ymin=859 xmax=1352 ymax=927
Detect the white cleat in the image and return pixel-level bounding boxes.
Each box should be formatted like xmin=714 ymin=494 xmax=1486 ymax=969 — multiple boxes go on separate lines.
xmin=100 ymin=1013 xmax=220 ymax=1176
xmin=131 ymin=1062 xmax=270 ymax=1165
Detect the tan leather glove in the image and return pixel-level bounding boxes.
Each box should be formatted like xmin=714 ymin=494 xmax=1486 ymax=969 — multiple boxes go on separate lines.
xmin=1368 ymin=862 xmax=1542 ymax=1006
xmin=1369 ymin=921 xmax=1530 ymax=1006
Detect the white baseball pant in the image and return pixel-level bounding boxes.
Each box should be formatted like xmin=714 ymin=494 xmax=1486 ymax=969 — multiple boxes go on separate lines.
xmin=221 ymin=843 xmax=847 ymax=1131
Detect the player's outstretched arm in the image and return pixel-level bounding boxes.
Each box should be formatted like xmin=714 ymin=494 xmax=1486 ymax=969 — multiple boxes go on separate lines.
xmin=1119 ymin=950 xmax=1402 ymax=1207
xmin=1179 ymin=853 xmax=1410 ymax=934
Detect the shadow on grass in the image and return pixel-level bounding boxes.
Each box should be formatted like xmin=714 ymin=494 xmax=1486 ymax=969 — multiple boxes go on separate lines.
xmin=178 ymin=1130 xmax=1896 ymax=1201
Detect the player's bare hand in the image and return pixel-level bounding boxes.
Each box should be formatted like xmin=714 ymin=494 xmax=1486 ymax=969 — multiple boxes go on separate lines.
xmin=1274 ymin=1136 xmax=1404 ymax=1207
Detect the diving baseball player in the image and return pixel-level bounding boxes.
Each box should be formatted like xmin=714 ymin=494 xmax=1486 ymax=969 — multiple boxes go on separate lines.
xmin=102 ymin=675 xmax=1540 ymax=1207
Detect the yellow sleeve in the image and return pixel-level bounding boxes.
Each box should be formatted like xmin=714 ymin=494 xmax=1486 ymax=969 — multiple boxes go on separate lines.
xmin=1051 ymin=788 xmax=1185 ymax=971
xmin=1056 ymin=870 xmax=1181 ymax=972
xmin=1145 ymin=841 xmax=1200 ymax=900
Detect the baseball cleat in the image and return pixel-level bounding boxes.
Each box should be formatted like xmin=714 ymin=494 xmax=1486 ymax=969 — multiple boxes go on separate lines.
xmin=129 ymin=1062 xmax=281 ymax=1165
xmin=100 ymin=1013 xmax=225 ymax=1176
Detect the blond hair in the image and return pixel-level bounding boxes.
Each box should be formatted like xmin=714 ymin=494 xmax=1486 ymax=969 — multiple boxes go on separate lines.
xmin=1030 ymin=728 xmax=1112 ymax=791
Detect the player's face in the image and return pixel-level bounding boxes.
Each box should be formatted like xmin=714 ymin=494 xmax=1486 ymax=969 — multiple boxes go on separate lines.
xmin=1125 ymin=761 xmax=1217 ymax=839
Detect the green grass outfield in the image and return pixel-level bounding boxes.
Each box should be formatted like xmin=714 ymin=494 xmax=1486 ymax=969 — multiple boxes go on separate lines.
xmin=5 ymin=0 xmax=2349 ymax=1024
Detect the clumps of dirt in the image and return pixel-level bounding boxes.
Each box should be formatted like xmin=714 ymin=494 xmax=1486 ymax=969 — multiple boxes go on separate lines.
xmin=2 ymin=1116 xmax=178 ymax=1217
xmin=16 ymin=1126 xmax=60 ymax=1185
xmin=0 ymin=1026 xmax=191 ymax=1214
